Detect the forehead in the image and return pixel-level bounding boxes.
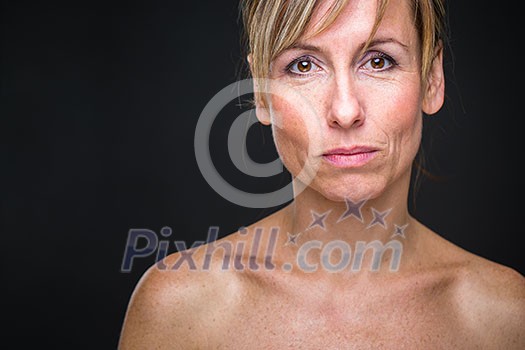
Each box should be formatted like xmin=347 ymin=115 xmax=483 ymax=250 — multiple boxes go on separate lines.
xmin=303 ymin=0 xmax=417 ymax=48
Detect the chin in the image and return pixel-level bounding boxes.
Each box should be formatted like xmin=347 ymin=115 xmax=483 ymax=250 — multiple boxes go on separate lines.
xmin=308 ymin=173 xmax=388 ymax=203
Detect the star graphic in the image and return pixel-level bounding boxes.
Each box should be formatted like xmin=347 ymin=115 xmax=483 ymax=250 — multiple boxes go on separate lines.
xmin=391 ymin=223 xmax=409 ymax=239
xmin=308 ymin=210 xmax=331 ymax=230
xmin=338 ymin=198 xmax=367 ymax=223
xmin=285 ymin=232 xmax=301 ymax=246
xmin=367 ymin=208 xmax=392 ymax=229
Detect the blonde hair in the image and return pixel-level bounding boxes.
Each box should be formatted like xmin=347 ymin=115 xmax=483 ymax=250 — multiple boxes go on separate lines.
xmin=240 ymin=0 xmax=446 ymax=83
xmin=239 ymin=0 xmax=447 ymax=200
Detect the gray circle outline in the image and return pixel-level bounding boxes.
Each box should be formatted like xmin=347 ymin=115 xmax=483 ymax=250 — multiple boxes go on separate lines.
xmin=227 ymin=109 xmax=284 ymax=177
xmin=194 ymin=78 xmax=321 ymax=208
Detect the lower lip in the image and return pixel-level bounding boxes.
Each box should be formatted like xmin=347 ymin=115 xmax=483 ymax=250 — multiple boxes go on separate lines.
xmin=322 ymin=151 xmax=378 ymax=168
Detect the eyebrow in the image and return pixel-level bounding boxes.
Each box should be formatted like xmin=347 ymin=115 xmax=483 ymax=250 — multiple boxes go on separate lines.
xmin=288 ymin=42 xmax=323 ymax=52
xmin=366 ymin=37 xmax=410 ymax=51
xmin=286 ymin=37 xmax=410 ymax=54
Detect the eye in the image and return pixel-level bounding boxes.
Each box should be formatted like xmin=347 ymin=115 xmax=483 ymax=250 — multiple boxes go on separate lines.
xmin=287 ymin=57 xmax=320 ymax=75
xmin=296 ymin=60 xmax=313 ymax=72
xmin=362 ymin=53 xmax=396 ymax=71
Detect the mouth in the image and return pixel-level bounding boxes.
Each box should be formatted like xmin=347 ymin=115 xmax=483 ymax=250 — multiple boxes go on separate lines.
xmin=322 ymin=146 xmax=379 ymax=168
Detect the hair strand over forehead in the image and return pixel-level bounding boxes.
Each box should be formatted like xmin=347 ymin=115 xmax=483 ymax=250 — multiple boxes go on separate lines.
xmin=240 ymin=0 xmax=446 ymax=83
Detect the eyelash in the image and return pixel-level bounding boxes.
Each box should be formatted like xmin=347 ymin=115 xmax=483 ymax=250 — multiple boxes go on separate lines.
xmin=284 ymin=51 xmax=398 ymax=77
xmin=284 ymin=55 xmax=319 ymax=77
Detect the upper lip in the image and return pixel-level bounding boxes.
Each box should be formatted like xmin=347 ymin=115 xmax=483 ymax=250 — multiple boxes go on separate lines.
xmin=322 ymin=146 xmax=379 ymax=156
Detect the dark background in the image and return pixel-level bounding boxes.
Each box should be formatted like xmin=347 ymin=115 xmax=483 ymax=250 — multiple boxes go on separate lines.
xmin=1 ymin=0 xmax=522 ymax=348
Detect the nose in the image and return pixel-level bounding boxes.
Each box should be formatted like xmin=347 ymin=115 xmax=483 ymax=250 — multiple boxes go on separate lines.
xmin=327 ymin=77 xmax=365 ymax=129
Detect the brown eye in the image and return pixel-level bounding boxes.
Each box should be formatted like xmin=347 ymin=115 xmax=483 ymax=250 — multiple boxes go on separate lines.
xmin=288 ymin=58 xmax=319 ymax=75
xmin=297 ymin=60 xmax=312 ymax=73
xmin=363 ymin=53 xmax=395 ymax=71
xmin=370 ymin=57 xmax=385 ymax=69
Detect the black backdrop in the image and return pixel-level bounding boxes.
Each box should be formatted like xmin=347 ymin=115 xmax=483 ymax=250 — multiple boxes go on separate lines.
xmin=2 ymin=1 xmax=522 ymax=348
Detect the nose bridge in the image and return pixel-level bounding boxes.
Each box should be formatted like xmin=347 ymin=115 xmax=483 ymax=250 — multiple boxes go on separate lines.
xmin=328 ymin=69 xmax=364 ymax=128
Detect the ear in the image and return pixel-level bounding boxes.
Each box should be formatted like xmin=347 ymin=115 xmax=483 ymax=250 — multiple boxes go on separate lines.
xmin=422 ymin=45 xmax=445 ymax=115
xmin=247 ymin=54 xmax=271 ymax=126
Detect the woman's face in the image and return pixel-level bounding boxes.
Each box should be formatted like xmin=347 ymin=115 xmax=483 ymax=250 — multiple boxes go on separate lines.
xmin=258 ymin=0 xmax=444 ymax=201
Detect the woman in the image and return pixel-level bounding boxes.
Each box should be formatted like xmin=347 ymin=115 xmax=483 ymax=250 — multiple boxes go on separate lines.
xmin=119 ymin=0 xmax=525 ymax=348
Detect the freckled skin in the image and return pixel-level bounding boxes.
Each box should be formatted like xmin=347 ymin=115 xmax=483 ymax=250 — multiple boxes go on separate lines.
xmin=268 ymin=0 xmax=423 ymax=202
xmin=118 ymin=0 xmax=525 ymax=349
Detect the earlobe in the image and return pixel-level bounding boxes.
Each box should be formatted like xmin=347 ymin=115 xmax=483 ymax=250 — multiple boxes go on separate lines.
xmin=422 ymin=46 xmax=445 ymax=116
xmin=255 ymin=104 xmax=271 ymax=126
xmin=249 ymin=66 xmax=271 ymax=126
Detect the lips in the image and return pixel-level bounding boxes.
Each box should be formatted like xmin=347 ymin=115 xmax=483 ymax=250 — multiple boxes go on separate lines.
xmin=322 ymin=146 xmax=378 ymax=168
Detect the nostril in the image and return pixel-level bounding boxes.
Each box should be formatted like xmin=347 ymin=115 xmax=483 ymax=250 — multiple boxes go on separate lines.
xmin=328 ymin=89 xmax=365 ymax=129
xmin=328 ymin=109 xmax=365 ymax=129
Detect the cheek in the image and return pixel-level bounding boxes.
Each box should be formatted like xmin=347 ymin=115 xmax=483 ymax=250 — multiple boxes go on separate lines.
xmin=269 ymin=93 xmax=323 ymax=175
xmin=376 ymin=84 xmax=423 ymax=163
xmin=270 ymin=96 xmax=309 ymax=173
xmin=268 ymin=76 xmax=424 ymax=189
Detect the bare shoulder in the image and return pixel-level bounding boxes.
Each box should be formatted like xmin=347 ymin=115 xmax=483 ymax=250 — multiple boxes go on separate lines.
xmin=429 ymin=232 xmax=525 ymax=348
xmin=457 ymin=253 xmax=525 ymax=304
xmin=118 ymin=236 xmax=246 ymax=350
xmin=455 ymin=252 xmax=525 ymax=344
xmin=118 ymin=209 xmax=286 ymax=349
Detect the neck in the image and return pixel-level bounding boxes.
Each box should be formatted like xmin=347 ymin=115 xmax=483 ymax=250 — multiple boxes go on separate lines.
xmin=274 ymin=171 xmax=418 ymax=274
xmin=289 ymin=185 xmax=411 ymax=243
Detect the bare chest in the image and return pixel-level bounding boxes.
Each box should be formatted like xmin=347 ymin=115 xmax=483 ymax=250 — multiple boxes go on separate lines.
xmin=212 ymin=284 xmax=475 ymax=349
